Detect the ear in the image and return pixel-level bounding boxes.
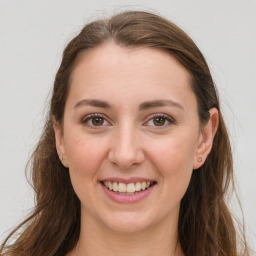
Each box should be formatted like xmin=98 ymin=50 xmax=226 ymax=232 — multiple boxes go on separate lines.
xmin=53 ymin=118 xmax=69 ymax=168
xmin=193 ymin=108 xmax=219 ymax=170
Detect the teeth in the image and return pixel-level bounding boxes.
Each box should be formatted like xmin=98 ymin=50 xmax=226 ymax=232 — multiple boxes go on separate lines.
xmin=135 ymin=182 xmax=141 ymax=191
xmin=118 ymin=183 xmax=126 ymax=192
xmin=127 ymin=183 xmax=136 ymax=193
xmin=108 ymin=182 xmax=113 ymax=190
xmin=113 ymin=182 xmax=118 ymax=192
xmin=102 ymin=180 xmax=154 ymax=193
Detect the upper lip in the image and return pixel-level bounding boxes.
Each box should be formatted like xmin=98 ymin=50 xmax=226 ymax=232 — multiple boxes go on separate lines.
xmin=100 ymin=177 xmax=156 ymax=184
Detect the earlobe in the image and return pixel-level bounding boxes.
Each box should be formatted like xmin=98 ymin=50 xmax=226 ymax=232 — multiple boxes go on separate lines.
xmin=53 ymin=118 xmax=69 ymax=167
xmin=193 ymin=108 xmax=219 ymax=170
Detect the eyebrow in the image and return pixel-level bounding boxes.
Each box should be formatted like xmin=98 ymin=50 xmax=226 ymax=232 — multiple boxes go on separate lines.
xmin=74 ymin=99 xmax=111 ymax=109
xmin=138 ymin=99 xmax=184 ymax=111
xmin=74 ymin=99 xmax=184 ymax=110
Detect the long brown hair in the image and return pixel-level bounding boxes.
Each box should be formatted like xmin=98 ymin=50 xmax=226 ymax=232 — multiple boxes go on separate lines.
xmin=0 ymin=10 xmax=251 ymax=256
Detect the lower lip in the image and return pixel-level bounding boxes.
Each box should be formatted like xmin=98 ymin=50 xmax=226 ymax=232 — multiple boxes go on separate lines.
xmin=100 ymin=182 xmax=156 ymax=204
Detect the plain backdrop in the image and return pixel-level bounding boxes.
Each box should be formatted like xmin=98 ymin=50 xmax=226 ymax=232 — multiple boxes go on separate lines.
xmin=0 ymin=0 xmax=255 ymax=250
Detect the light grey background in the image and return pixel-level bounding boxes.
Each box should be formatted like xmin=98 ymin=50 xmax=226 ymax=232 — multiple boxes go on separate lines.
xmin=0 ymin=0 xmax=255 ymax=250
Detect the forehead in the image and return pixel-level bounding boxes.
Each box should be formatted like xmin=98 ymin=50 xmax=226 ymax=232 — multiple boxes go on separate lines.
xmin=68 ymin=42 xmax=196 ymax=110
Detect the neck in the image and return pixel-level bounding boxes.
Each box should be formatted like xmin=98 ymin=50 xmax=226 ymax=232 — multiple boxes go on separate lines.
xmin=69 ymin=209 xmax=184 ymax=256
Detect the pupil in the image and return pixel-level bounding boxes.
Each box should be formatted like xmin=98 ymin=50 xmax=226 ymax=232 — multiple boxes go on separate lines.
xmin=92 ymin=117 xmax=103 ymax=126
xmin=154 ymin=117 xmax=165 ymax=126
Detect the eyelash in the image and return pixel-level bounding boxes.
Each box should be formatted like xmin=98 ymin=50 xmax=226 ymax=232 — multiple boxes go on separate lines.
xmin=81 ymin=113 xmax=109 ymax=129
xmin=145 ymin=113 xmax=175 ymax=128
xmin=81 ymin=113 xmax=175 ymax=129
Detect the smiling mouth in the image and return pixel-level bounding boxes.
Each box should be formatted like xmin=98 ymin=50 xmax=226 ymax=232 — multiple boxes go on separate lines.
xmin=100 ymin=180 xmax=157 ymax=195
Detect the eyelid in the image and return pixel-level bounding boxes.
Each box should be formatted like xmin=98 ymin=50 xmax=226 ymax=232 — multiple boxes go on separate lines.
xmin=143 ymin=113 xmax=176 ymax=128
xmin=81 ymin=113 xmax=111 ymax=129
xmin=81 ymin=112 xmax=176 ymax=129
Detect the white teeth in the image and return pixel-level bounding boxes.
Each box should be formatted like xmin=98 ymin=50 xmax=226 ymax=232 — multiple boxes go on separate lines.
xmin=113 ymin=182 xmax=118 ymax=192
xmin=108 ymin=182 xmax=113 ymax=190
xmin=127 ymin=183 xmax=136 ymax=193
xmin=135 ymin=182 xmax=142 ymax=191
xmin=102 ymin=180 xmax=154 ymax=193
xmin=118 ymin=182 xmax=126 ymax=192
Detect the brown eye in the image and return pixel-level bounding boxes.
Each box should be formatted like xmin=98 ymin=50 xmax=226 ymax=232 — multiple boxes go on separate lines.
xmin=153 ymin=117 xmax=166 ymax=126
xmin=82 ymin=114 xmax=110 ymax=129
xmin=92 ymin=117 xmax=104 ymax=126
xmin=144 ymin=114 xmax=175 ymax=128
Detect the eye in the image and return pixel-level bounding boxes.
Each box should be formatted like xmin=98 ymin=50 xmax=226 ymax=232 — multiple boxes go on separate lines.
xmin=81 ymin=114 xmax=110 ymax=128
xmin=144 ymin=114 xmax=175 ymax=128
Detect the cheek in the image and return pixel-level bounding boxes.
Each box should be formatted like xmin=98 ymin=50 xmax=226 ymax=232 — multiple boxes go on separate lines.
xmin=153 ymin=133 xmax=197 ymax=171
xmin=148 ymin=132 xmax=197 ymax=197
xmin=65 ymin=133 xmax=109 ymax=208
xmin=65 ymin=132 xmax=107 ymax=179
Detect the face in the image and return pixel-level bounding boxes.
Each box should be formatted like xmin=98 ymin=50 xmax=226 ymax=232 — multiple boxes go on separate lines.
xmin=54 ymin=43 xmax=216 ymax=233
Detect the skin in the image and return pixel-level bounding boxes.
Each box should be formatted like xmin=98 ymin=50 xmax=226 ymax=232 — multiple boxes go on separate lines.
xmin=54 ymin=42 xmax=218 ymax=256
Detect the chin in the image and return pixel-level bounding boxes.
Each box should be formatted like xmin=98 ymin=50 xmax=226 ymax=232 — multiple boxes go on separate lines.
xmin=101 ymin=212 xmax=154 ymax=233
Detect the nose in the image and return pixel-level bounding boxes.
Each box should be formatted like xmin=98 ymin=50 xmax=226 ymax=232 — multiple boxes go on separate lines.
xmin=108 ymin=124 xmax=145 ymax=170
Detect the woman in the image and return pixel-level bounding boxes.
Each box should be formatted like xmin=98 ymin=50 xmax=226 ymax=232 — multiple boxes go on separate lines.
xmin=0 ymin=10 xmax=251 ymax=256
